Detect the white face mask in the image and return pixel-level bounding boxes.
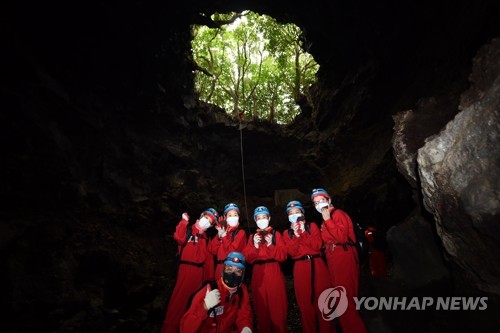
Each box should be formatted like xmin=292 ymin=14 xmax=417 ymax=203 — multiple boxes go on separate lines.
xmin=199 ymin=217 xmax=211 ymax=229
xmin=227 ymin=216 xmax=239 ymax=227
xmin=256 ymin=219 xmax=269 ymax=229
xmin=315 ymin=202 xmax=329 ymax=213
xmin=288 ymin=213 xmax=303 ymax=223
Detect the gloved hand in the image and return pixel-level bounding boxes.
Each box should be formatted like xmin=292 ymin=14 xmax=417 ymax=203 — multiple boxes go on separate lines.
xmin=253 ymin=234 xmax=261 ymax=248
xmin=299 ymin=222 xmax=306 ymax=233
xmin=218 ymin=215 xmax=227 ymax=227
xmin=216 ymin=225 xmax=227 ymax=238
xmin=292 ymin=223 xmax=300 ymax=237
xmin=182 ymin=212 xmax=190 ymax=222
xmin=204 ymin=287 xmax=221 ymax=310
xmin=265 ymin=233 xmax=273 ymax=247
xmin=241 ymin=327 xmax=252 ymax=333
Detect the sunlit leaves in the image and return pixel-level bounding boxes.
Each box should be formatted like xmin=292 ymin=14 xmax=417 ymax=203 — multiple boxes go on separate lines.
xmin=191 ymin=10 xmax=319 ymax=124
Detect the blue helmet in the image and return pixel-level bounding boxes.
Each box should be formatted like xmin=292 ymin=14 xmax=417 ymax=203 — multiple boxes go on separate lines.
xmin=224 ymin=251 xmax=246 ymax=270
xmin=253 ymin=206 xmax=270 ymax=220
xmin=286 ymin=200 xmax=304 ymax=214
xmin=224 ymin=203 xmax=240 ymax=215
xmin=202 ymin=208 xmax=219 ymax=223
xmin=311 ymin=188 xmax=331 ymax=201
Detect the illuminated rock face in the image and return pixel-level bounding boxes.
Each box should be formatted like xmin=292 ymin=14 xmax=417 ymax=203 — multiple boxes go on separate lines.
xmin=417 ymin=38 xmax=500 ymax=295
xmin=393 ymin=38 xmax=500 ymax=295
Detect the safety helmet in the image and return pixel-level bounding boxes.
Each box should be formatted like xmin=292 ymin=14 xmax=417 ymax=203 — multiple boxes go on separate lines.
xmin=311 ymin=188 xmax=331 ymax=201
xmin=286 ymin=200 xmax=304 ymax=214
xmin=253 ymin=206 xmax=270 ymax=220
xmin=224 ymin=251 xmax=246 ymax=270
xmin=224 ymin=203 xmax=240 ymax=215
xmin=202 ymin=208 xmax=219 ymax=223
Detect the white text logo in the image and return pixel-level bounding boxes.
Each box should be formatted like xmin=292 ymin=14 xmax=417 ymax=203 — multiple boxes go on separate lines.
xmin=317 ymin=287 xmax=489 ymax=320
xmin=354 ymin=296 xmax=488 ymax=311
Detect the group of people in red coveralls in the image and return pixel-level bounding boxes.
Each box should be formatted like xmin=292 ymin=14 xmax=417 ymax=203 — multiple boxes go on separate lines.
xmin=161 ymin=188 xmax=373 ymax=333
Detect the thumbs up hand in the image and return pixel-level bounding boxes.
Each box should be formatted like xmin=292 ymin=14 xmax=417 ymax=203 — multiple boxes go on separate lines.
xmin=203 ymin=286 xmax=221 ymax=310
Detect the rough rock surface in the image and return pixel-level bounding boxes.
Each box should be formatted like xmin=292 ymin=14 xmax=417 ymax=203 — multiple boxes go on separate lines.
xmin=392 ymin=94 xmax=460 ymax=189
xmin=417 ymin=38 xmax=500 ymax=294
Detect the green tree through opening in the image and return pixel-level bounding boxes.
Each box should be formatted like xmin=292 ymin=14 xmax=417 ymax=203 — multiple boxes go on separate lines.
xmin=191 ymin=11 xmax=319 ymax=124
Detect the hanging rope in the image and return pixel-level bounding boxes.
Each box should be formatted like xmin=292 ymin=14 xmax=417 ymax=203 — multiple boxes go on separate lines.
xmin=238 ymin=116 xmax=252 ymax=234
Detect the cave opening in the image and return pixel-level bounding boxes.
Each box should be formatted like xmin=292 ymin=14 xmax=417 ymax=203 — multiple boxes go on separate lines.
xmin=190 ymin=10 xmax=319 ymax=125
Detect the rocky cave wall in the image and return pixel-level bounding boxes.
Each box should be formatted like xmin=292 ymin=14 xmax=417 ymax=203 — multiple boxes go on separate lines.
xmin=393 ymin=38 xmax=500 ymax=294
xmin=2 ymin=0 xmax=500 ymax=332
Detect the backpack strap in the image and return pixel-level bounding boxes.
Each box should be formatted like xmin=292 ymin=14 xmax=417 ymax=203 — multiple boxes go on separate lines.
xmin=175 ymin=226 xmax=192 ymax=275
xmin=231 ymin=228 xmax=240 ymax=242
xmin=225 ymin=284 xmax=244 ymax=308
xmin=237 ymin=285 xmax=243 ymax=307
xmin=208 ymin=280 xmax=218 ymax=291
xmin=178 ymin=226 xmax=192 ymax=259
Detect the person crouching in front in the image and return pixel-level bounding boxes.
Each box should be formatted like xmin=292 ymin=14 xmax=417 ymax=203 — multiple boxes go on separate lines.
xmin=180 ymin=252 xmax=253 ymax=333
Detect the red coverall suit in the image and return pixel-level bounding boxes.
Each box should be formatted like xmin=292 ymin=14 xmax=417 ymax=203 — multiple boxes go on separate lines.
xmin=162 ymin=220 xmax=215 ymax=333
xmin=283 ymin=222 xmax=335 ymax=333
xmin=243 ymin=228 xmax=288 ymax=333
xmin=321 ymin=208 xmax=367 ymax=333
xmin=365 ymin=230 xmax=388 ymax=277
xmin=180 ymin=278 xmax=253 ymax=333
xmin=208 ymin=228 xmax=247 ymax=280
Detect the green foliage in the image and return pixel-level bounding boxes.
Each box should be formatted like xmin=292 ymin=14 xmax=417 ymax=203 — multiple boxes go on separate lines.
xmin=191 ymin=10 xmax=319 ymax=124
